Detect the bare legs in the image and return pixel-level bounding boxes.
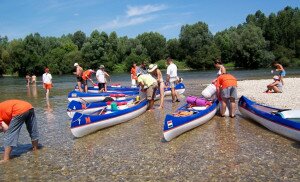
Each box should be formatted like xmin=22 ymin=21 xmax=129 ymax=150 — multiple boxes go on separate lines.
xmin=158 ymin=82 xmax=165 ymax=108
xmin=77 ymin=82 xmax=83 ymax=92
xmin=220 ymin=98 xmax=236 ymax=118
xmin=46 ymin=89 xmax=50 ymax=98
xmin=266 ymin=85 xmax=281 ymax=93
xmin=171 ymin=87 xmax=180 ymax=103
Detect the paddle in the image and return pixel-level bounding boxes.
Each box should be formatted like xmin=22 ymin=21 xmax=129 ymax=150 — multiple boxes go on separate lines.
xmin=271 ymin=109 xmax=291 ymax=114
xmin=99 ymin=107 xmax=107 ymax=115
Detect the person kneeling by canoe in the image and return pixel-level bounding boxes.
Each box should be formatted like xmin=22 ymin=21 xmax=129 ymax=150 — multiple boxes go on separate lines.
xmin=215 ymin=73 xmax=238 ymax=118
xmin=264 ymin=75 xmax=282 ymax=93
xmin=137 ymin=73 xmax=158 ymax=111
xmin=0 ymin=100 xmax=39 ymax=163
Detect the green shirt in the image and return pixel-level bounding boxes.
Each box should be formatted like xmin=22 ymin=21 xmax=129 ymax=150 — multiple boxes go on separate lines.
xmin=138 ymin=74 xmax=157 ymax=88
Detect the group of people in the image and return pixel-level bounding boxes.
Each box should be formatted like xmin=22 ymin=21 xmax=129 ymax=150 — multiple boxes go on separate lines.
xmin=0 ymin=58 xmax=287 ymax=163
xmin=25 ymin=73 xmax=37 ymax=86
xmin=74 ymin=63 xmax=110 ymax=93
xmin=130 ymin=57 xmax=181 ymax=111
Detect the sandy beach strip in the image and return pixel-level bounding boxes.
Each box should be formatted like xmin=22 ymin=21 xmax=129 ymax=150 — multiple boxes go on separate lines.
xmin=237 ymin=77 xmax=300 ymax=109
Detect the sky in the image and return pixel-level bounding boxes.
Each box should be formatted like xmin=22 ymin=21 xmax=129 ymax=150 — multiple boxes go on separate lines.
xmin=0 ymin=0 xmax=299 ymax=40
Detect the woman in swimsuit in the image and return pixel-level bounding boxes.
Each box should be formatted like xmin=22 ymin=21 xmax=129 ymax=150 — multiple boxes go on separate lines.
xmin=148 ymin=64 xmax=165 ymax=109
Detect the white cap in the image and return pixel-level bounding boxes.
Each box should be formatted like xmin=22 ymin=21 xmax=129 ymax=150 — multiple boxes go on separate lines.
xmin=74 ymin=63 xmax=79 ymax=67
xmin=273 ymin=75 xmax=279 ymax=80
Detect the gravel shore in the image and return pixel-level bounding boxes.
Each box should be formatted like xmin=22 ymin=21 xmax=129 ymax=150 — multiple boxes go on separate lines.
xmin=237 ymin=77 xmax=300 ymax=109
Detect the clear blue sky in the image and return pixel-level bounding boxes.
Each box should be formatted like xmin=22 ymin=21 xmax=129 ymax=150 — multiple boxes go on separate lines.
xmin=0 ymin=0 xmax=299 ymax=40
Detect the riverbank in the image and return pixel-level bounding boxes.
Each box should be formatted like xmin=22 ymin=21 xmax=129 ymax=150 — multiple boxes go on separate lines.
xmin=237 ymin=77 xmax=300 ymax=109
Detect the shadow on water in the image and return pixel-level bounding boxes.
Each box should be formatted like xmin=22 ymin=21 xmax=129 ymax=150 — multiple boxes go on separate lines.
xmin=0 ymin=144 xmax=44 ymax=159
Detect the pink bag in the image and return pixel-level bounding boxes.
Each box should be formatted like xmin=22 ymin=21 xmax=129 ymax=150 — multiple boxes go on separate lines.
xmin=186 ymin=96 xmax=207 ymax=106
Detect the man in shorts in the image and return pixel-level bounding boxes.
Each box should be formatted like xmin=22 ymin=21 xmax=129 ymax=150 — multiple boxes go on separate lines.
xmin=137 ymin=73 xmax=158 ymax=111
xmin=82 ymin=69 xmax=96 ymax=92
xmin=96 ymin=65 xmax=110 ymax=92
xmin=166 ymin=57 xmax=180 ymax=103
xmin=74 ymin=63 xmax=84 ymax=92
xmin=0 ymin=100 xmax=39 ymax=163
xmin=215 ymin=73 xmax=237 ymax=118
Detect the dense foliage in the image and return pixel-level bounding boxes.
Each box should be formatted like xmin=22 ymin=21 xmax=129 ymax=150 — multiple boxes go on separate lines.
xmin=0 ymin=7 xmax=299 ymax=76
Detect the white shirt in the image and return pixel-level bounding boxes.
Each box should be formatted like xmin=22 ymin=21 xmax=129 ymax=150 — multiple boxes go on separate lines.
xmin=96 ymin=69 xmax=105 ymax=83
xmin=167 ymin=63 xmax=178 ymax=81
xmin=42 ymin=73 xmax=52 ymax=84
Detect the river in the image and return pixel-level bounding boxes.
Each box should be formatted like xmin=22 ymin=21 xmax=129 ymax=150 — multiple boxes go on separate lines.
xmin=0 ymin=69 xmax=300 ymax=181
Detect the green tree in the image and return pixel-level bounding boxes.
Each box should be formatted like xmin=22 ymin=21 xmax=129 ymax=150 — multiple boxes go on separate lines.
xmin=72 ymin=30 xmax=86 ymax=50
xmin=136 ymin=32 xmax=167 ymax=62
xmin=234 ymin=24 xmax=274 ymax=68
xmin=179 ymin=21 xmax=219 ymax=69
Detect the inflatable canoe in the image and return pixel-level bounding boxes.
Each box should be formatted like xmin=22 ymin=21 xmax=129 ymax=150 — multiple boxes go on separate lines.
xmin=238 ymin=96 xmax=300 ymax=141
xmin=67 ymin=98 xmax=135 ymax=118
xmin=163 ymin=98 xmax=218 ymax=141
xmin=67 ymin=90 xmax=139 ymax=103
xmin=71 ymin=99 xmax=148 ymax=137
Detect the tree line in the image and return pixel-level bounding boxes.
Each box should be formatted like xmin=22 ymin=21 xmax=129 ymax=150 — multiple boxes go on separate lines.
xmin=0 ymin=6 xmax=299 ymax=76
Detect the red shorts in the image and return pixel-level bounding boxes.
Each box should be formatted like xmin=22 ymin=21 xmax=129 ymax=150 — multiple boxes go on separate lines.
xmin=44 ymin=83 xmax=52 ymax=90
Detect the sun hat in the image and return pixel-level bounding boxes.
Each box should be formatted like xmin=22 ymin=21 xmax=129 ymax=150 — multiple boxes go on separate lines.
xmin=99 ymin=65 xmax=105 ymax=69
xmin=273 ymin=75 xmax=280 ymax=80
xmin=148 ymin=64 xmax=158 ymax=73
xmin=74 ymin=63 xmax=79 ymax=67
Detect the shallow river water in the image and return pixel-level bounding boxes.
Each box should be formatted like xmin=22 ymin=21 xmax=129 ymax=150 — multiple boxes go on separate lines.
xmin=0 ymin=69 xmax=300 ymax=181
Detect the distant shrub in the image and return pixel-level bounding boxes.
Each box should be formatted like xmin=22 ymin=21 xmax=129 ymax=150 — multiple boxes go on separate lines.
xmin=112 ymin=64 xmax=126 ymax=73
xmin=155 ymin=59 xmax=188 ymax=70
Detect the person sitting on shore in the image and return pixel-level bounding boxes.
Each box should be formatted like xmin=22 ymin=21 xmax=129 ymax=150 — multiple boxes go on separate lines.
xmin=148 ymin=64 xmax=165 ymax=109
xmin=264 ymin=75 xmax=283 ymax=93
xmin=0 ymin=100 xmax=39 ymax=163
xmin=273 ymin=62 xmax=286 ymax=85
xmin=137 ymin=73 xmax=158 ymax=111
xmin=82 ymin=69 xmax=96 ymax=93
xmin=215 ymin=73 xmax=237 ymax=118
xmin=214 ymin=59 xmax=226 ymax=76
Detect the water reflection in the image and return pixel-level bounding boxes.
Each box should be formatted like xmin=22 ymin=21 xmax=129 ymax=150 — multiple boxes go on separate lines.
xmin=31 ymin=84 xmax=38 ymax=98
xmin=45 ymin=98 xmax=54 ymax=122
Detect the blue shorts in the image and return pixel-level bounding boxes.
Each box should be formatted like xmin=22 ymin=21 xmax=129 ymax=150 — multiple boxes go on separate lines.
xmin=3 ymin=108 xmax=39 ymax=148
xmin=280 ymin=70 xmax=286 ymax=77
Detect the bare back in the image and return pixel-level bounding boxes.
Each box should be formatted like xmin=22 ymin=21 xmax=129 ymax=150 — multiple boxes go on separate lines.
xmin=76 ymin=66 xmax=83 ymax=77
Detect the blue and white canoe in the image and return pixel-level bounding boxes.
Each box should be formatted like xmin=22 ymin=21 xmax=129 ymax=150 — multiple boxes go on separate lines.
xmin=71 ymin=99 xmax=148 ymax=137
xmin=163 ymin=99 xmax=218 ymax=141
xmin=238 ymin=96 xmax=300 ymax=141
xmin=75 ymin=85 xmax=139 ymax=93
xmin=67 ymin=98 xmax=134 ymax=118
xmin=67 ymin=90 xmax=139 ymax=103
xmin=75 ymin=82 xmax=186 ymax=95
xmin=163 ymin=83 xmax=185 ymax=96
